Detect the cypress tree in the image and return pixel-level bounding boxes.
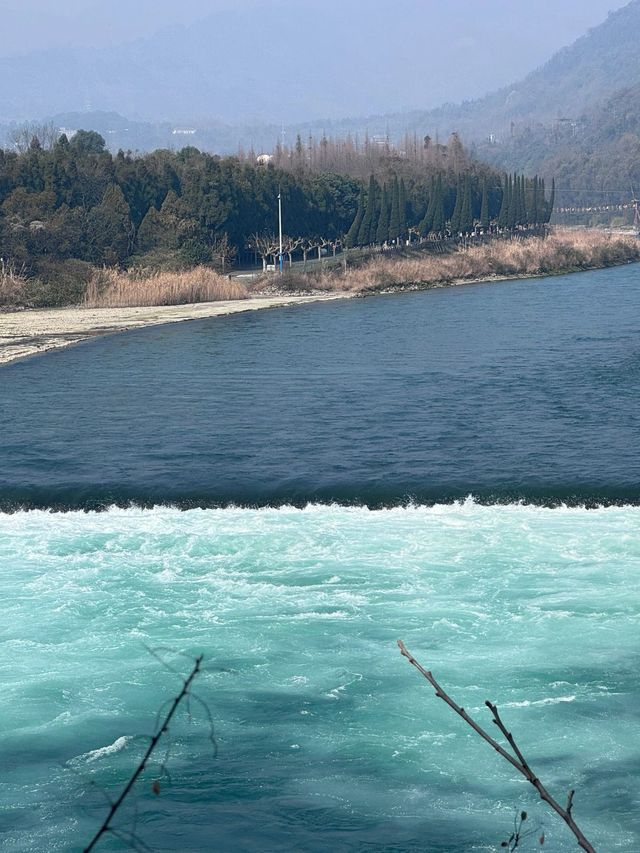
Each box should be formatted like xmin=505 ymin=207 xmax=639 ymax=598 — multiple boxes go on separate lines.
xmin=460 ymin=174 xmax=473 ymax=234
xmin=346 ymin=187 xmax=365 ymax=248
xmin=518 ymin=175 xmax=527 ymax=226
xmin=480 ymin=178 xmax=490 ymax=230
xmin=399 ymin=178 xmax=408 ymax=242
xmin=358 ymin=175 xmax=377 ymax=245
xmin=431 ymin=175 xmax=446 ymax=236
xmin=368 ymin=179 xmax=381 ymax=245
xmin=376 ymin=184 xmax=390 ymax=244
xmin=450 ymin=176 xmax=463 ymax=234
xmin=535 ymin=177 xmax=545 ymax=225
xmin=527 ymin=176 xmax=538 ymax=226
xmin=389 ymin=175 xmax=401 ymax=244
xmin=419 ymin=177 xmax=435 ymax=237
xmin=545 ymin=178 xmax=555 ymax=223
xmin=507 ymin=175 xmax=517 ymax=230
xmin=497 ymin=176 xmax=508 ymax=229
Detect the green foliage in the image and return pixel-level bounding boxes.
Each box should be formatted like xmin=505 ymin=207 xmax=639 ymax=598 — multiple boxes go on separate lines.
xmin=376 ymin=184 xmax=390 ymax=245
xmin=480 ymin=178 xmax=490 ymax=229
xmin=389 ymin=175 xmax=401 ymax=243
xmin=346 ymin=187 xmax=365 ymax=248
xmin=0 ymin=136 xmax=361 ymax=284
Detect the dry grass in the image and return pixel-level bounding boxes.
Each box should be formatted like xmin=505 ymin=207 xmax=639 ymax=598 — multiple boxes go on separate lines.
xmin=84 ymin=266 xmax=249 ymax=308
xmin=0 ymin=259 xmax=28 ymax=307
xmin=276 ymin=229 xmax=640 ymax=295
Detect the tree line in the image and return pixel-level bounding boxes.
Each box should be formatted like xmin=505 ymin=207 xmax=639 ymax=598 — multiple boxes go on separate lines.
xmin=0 ymin=128 xmax=553 ymax=302
xmin=344 ymin=172 xmax=554 ymax=249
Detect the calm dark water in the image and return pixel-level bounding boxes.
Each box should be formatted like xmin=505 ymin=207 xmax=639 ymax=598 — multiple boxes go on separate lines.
xmin=2 ymin=264 xmax=640 ymax=509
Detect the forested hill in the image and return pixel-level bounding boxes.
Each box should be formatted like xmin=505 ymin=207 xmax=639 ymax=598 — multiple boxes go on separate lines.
xmin=474 ymin=83 xmax=640 ymax=210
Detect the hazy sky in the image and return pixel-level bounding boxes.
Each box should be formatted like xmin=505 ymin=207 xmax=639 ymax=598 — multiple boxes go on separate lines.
xmin=1 ymin=1 xmax=629 ymax=59
xmin=0 ymin=0 xmax=632 ymax=119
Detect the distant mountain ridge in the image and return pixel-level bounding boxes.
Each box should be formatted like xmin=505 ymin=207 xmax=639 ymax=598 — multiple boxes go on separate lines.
xmin=283 ymin=0 xmax=640 ymax=146
xmin=3 ymin=0 xmax=640 ymax=170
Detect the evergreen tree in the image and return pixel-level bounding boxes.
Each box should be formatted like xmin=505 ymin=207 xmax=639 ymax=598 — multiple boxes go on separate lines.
xmin=399 ymin=178 xmax=408 ymax=242
xmin=346 ymin=187 xmax=365 ymax=248
xmin=480 ymin=178 xmax=490 ymax=230
xmin=527 ymin=176 xmax=538 ymax=226
xmin=89 ymin=184 xmax=132 ymax=265
xmin=497 ymin=176 xmax=508 ymax=229
xmin=368 ymin=178 xmax=381 ymax=245
xmin=545 ymin=178 xmax=555 ymax=223
xmin=460 ymin=174 xmax=473 ymax=234
xmin=419 ymin=178 xmax=435 ymax=237
xmin=136 ymin=205 xmax=164 ymax=252
xmin=431 ymin=175 xmax=446 ymax=236
xmin=376 ymin=184 xmax=390 ymax=244
xmin=517 ymin=175 xmax=527 ymax=226
xmin=389 ymin=175 xmax=401 ymax=244
xmin=450 ymin=177 xmax=463 ymax=234
xmin=507 ymin=175 xmax=517 ymax=230
xmin=358 ymin=175 xmax=377 ymax=245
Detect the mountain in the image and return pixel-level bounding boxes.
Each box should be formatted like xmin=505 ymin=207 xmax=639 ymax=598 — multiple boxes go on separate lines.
xmin=0 ymin=1 xmax=630 ymax=129
xmin=471 ymin=83 xmax=640 ymax=211
xmin=0 ymin=1 xmax=516 ymax=126
xmin=272 ymin=0 xmax=640 ymax=147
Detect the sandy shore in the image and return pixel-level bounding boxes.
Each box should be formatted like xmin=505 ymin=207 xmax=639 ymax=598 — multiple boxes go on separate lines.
xmin=0 ymin=294 xmax=352 ymax=368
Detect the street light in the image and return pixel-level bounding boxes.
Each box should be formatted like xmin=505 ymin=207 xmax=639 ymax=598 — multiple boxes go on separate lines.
xmin=278 ymin=191 xmax=284 ymax=274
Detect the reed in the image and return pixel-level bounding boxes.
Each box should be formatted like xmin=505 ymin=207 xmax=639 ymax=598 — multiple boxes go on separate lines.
xmin=297 ymin=229 xmax=640 ymax=294
xmin=84 ymin=266 xmax=248 ymax=308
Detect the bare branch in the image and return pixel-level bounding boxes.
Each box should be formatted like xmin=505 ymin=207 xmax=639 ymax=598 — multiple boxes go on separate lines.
xmin=83 ymin=655 xmax=204 ymax=852
xmin=397 ymin=641 xmax=596 ymax=853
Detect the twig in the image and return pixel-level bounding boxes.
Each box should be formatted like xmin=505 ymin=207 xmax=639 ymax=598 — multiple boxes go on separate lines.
xmin=83 ymin=655 xmax=204 ymax=852
xmin=397 ymin=641 xmax=596 ymax=853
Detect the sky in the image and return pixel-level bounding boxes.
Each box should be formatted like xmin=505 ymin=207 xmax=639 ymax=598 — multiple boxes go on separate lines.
xmin=0 ymin=0 xmax=632 ymax=121
xmin=1 ymin=1 xmax=629 ymax=61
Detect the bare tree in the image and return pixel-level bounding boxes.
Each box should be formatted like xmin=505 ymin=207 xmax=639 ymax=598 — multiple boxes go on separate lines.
xmin=212 ymin=233 xmax=237 ymax=273
xmin=282 ymin=235 xmax=303 ymax=268
xmin=301 ymin=237 xmax=320 ymax=270
xmin=247 ymin=233 xmax=280 ymax=271
xmin=397 ymin=641 xmax=596 ymax=853
xmin=8 ymin=121 xmax=61 ymax=153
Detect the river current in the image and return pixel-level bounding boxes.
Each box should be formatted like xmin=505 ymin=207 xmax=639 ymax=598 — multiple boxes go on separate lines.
xmin=1 ymin=265 xmax=640 ymax=851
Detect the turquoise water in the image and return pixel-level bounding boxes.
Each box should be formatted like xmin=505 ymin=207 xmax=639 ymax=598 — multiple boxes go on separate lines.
xmin=3 ymin=265 xmax=640 ymax=850
xmin=2 ymin=502 xmax=640 ymax=851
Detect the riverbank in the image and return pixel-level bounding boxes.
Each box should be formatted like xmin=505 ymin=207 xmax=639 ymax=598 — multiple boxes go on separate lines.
xmin=2 ymin=229 xmax=637 ymax=368
xmin=0 ymin=294 xmax=352 ymax=368
xmin=253 ymin=228 xmax=640 ymax=295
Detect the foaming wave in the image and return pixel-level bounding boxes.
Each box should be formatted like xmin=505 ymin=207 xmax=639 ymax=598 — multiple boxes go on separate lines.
xmin=69 ymin=736 xmax=132 ymax=766
xmin=4 ymin=483 xmax=640 ymax=514
xmin=4 ymin=495 xmax=640 ymax=521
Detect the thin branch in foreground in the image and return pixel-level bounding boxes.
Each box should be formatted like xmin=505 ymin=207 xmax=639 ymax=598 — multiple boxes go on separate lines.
xmin=397 ymin=641 xmax=596 ymax=853
xmin=83 ymin=654 xmax=204 ymax=853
